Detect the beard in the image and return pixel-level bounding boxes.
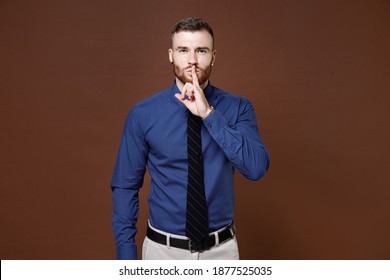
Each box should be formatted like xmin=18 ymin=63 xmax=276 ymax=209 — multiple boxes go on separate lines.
xmin=172 ymin=62 xmax=212 ymax=86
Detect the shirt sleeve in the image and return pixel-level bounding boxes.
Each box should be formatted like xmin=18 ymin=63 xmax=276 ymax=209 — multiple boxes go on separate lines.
xmin=203 ymin=99 xmax=270 ymax=180
xmin=110 ymin=108 xmax=148 ymax=260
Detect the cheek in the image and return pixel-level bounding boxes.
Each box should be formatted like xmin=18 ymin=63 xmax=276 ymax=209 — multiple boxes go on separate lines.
xmin=173 ymin=54 xmax=187 ymax=64
xmin=173 ymin=62 xmax=185 ymax=72
xmin=199 ymin=56 xmax=213 ymax=66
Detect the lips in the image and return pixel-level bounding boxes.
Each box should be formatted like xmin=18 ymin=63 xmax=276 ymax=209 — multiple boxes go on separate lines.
xmin=185 ymin=68 xmax=199 ymax=73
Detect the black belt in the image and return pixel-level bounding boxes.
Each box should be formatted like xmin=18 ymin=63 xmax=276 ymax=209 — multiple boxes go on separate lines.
xmin=147 ymin=224 xmax=236 ymax=252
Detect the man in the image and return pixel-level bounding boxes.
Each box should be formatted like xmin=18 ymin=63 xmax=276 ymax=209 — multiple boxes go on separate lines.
xmin=111 ymin=17 xmax=270 ymax=260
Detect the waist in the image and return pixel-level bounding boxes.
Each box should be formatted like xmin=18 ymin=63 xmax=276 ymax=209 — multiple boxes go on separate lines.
xmin=147 ymin=222 xmax=236 ymax=252
xmin=148 ymin=207 xmax=234 ymax=236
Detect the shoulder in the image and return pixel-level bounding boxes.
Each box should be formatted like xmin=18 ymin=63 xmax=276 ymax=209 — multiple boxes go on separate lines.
xmin=127 ymin=86 xmax=173 ymax=118
xmin=123 ymin=85 xmax=178 ymax=132
xmin=133 ymin=87 xmax=172 ymax=111
xmin=210 ymin=85 xmax=253 ymax=109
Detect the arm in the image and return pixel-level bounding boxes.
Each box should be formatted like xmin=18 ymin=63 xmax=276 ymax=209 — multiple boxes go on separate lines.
xmin=203 ymin=100 xmax=270 ymax=180
xmin=110 ymin=108 xmax=148 ymax=259
xmin=175 ymin=66 xmax=269 ymax=180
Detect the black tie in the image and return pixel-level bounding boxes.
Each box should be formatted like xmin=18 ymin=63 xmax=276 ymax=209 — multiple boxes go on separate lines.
xmin=186 ymin=112 xmax=208 ymax=242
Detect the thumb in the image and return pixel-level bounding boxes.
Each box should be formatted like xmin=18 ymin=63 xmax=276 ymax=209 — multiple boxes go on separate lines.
xmin=175 ymin=93 xmax=189 ymax=105
xmin=175 ymin=93 xmax=185 ymax=101
xmin=175 ymin=93 xmax=193 ymax=111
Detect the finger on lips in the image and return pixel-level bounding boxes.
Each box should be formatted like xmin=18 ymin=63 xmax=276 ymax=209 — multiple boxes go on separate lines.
xmin=191 ymin=66 xmax=199 ymax=85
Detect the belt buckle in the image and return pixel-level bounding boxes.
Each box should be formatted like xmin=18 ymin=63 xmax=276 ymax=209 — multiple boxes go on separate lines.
xmin=188 ymin=239 xmax=208 ymax=253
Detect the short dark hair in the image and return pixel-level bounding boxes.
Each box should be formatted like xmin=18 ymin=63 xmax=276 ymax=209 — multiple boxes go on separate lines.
xmin=171 ymin=17 xmax=214 ymax=42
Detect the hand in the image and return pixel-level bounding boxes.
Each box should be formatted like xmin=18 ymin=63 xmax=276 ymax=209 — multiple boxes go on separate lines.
xmin=175 ymin=66 xmax=213 ymax=118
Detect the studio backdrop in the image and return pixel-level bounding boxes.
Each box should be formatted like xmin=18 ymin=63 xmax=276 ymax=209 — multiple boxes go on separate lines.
xmin=1 ymin=0 xmax=389 ymax=259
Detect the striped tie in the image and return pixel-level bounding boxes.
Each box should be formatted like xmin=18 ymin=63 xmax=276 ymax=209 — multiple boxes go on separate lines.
xmin=186 ymin=112 xmax=208 ymax=242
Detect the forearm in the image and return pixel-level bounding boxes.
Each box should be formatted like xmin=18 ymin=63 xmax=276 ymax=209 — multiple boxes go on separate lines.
xmin=203 ymin=108 xmax=270 ymax=180
xmin=111 ymin=187 xmax=140 ymax=260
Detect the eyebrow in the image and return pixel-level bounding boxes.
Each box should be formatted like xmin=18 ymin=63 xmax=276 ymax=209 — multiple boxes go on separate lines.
xmin=176 ymin=46 xmax=211 ymax=51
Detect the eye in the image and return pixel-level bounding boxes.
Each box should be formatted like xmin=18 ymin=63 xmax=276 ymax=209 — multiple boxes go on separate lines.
xmin=197 ymin=49 xmax=207 ymax=54
xmin=178 ymin=49 xmax=188 ymax=53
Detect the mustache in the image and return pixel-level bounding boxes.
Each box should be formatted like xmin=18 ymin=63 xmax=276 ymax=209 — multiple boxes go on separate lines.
xmin=183 ymin=66 xmax=203 ymax=72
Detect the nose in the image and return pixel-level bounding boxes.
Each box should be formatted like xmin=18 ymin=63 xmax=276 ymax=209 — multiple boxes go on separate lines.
xmin=188 ymin=51 xmax=198 ymax=65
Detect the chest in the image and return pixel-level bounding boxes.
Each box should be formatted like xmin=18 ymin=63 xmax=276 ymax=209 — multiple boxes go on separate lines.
xmin=144 ymin=112 xmax=216 ymax=161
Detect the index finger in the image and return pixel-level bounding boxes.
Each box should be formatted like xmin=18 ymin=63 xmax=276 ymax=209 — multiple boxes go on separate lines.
xmin=191 ymin=65 xmax=199 ymax=86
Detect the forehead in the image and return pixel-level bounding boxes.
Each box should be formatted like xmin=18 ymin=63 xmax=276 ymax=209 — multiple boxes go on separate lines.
xmin=172 ymin=30 xmax=213 ymax=48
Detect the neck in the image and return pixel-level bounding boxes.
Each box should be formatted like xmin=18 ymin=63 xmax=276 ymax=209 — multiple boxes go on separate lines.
xmin=175 ymin=77 xmax=209 ymax=91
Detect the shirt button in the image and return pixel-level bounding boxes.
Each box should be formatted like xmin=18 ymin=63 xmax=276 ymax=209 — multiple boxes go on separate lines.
xmin=207 ymin=123 xmax=212 ymax=128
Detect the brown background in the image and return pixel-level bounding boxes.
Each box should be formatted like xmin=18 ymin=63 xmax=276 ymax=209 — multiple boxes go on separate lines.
xmin=1 ymin=0 xmax=389 ymax=259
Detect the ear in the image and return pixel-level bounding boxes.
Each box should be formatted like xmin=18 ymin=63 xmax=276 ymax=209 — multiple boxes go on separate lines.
xmin=168 ymin=49 xmax=173 ymax=64
xmin=212 ymin=49 xmax=217 ymax=66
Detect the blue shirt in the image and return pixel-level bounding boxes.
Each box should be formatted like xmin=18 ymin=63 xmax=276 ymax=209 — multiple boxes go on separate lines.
xmin=111 ymin=81 xmax=270 ymax=259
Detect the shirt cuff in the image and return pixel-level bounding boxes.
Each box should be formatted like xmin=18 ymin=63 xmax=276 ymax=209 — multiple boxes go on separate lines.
xmin=116 ymin=244 xmax=138 ymax=260
xmin=202 ymin=109 xmax=228 ymax=139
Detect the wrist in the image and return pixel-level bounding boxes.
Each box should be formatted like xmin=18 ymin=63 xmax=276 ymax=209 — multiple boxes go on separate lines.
xmin=202 ymin=106 xmax=215 ymax=120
